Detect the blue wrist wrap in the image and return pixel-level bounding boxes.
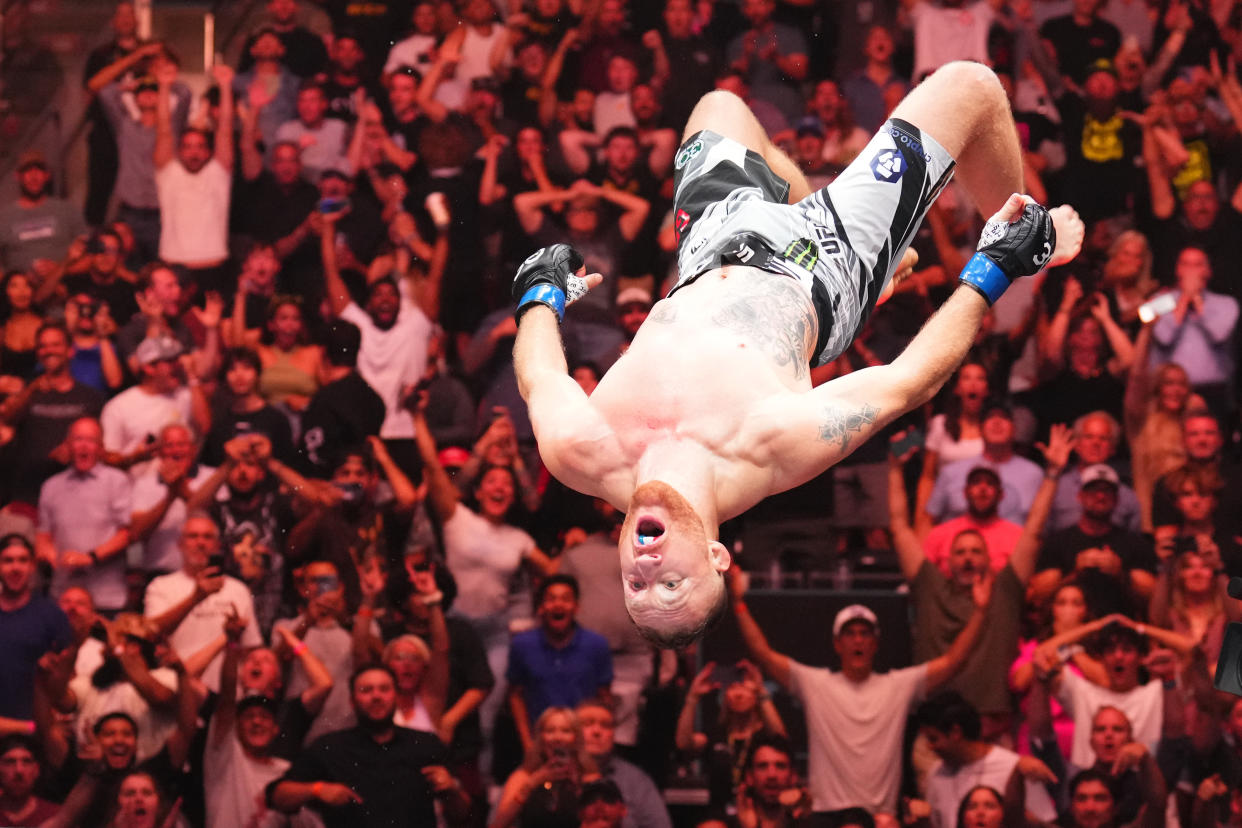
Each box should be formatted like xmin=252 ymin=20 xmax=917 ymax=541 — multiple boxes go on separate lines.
xmin=958 ymin=252 xmax=1010 ymax=305
xmin=518 ymin=284 xmax=566 ymax=320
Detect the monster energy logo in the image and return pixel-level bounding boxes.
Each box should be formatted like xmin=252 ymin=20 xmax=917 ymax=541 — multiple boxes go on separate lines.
xmin=783 ymin=238 xmax=819 ymax=271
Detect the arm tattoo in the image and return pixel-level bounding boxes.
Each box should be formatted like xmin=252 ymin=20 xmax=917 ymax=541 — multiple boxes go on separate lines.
xmin=819 ymin=403 xmax=880 ymax=452
xmin=710 ymin=279 xmax=817 ymax=380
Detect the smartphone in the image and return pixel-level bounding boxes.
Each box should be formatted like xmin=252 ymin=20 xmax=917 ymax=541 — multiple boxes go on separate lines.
xmin=318 ymin=196 xmax=350 ymax=214
xmin=1137 ymin=292 xmax=1178 ymax=324
xmin=206 ymin=553 xmax=225 ymax=571
xmin=711 ymin=663 xmax=742 ymax=686
xmin=889 ymin=427 xmax=924 ymax=458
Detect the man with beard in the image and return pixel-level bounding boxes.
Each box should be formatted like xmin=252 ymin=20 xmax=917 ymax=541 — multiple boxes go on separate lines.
xmin=154 ymin=59 xmax=234 ymax=296
xmin=238 ymin=0 xmax=327 ymax=79
xmin=1047 ymin=412 xmax=1142 ymax=534
xmin=507 ymin=575 xmax=613 ymax=751
xmin=0 ymin=151 xmax=86 ymax=276
xmin=1031 ymin=464 xmax=1158 ymax=613
xmin=267 ymin=665 xmax=473 ymax=826
xmin=577 ymin=700 xmax=672 ymax=828
xmin=891 ymin=424 xmax=1070 ymax=739
xmin=0 ymin=323 xmax=104 ymax=505
xmin=0 ymin=535 xmax=72 ymax=721
xmin=35 ymin=417 xmax=132 ymax=612
xmin=1147 ymin=177 xmax=1242 ymax=294
xmin=735 ymin=732 xmax=812 ymax=828
xmin=0 ymin=733 xmax=61 ymax=825
xmin=731 ymin=569 xmax=989 ymax=818
xmin=319 ymin=203 xmax=445 ymax=452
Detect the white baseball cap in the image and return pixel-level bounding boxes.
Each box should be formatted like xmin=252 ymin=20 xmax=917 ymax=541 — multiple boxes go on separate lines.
xmin=832 ymin=604 xmax=879 ymax=637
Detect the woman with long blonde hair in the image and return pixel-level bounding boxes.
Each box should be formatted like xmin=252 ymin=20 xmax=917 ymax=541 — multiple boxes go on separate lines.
xmin=491 ymin=707 xmax=599 ymax=828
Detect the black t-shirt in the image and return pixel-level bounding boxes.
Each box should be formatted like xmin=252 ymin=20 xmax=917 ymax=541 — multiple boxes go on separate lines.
xmin=1030 ymin=369 xmax=1125 ymax=444
xmin=202 ymin=404 xmax=296 ymax=467
xmin=233 ymin=172 xmax=319 ymax=245
xmin=63 ymin=272 xmax=140 ymax=327
xmin=297 ymin=372 xmax=386 ymax=478
xmin=1039 ymin=15 xmax=1121 ymax=84
xmin=267 ymin=726 xmax=449 ymax=828
xmin=1055 ymin=92 xmax=1142 ymax=223
xmin=1038 ymin=525 xmax=1157 ymax=615
xmin=1145 ymin=208 xmax=1242 ymax=293
xmin=4 ymin=382 xmax=104 ymax=504
xmin=239 ymin=26 xmax=328 ymax=78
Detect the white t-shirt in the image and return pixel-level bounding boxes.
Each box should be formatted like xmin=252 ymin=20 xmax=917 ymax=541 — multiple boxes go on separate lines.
xmin=926 ymin=745 xmax=1057 ymax=828
xmin=204 ymin=716 xmax=293 ymax=828
xmin=432 ymin=25 xmax=506 ymax=110
xmin=130 ymin=464 xmax=216 ymax=572
xmin=340 ymin=292 xmax=432 ymax=439
xmin=101 ymin=385 xmax=195 ymax=457
xmin=910 ymin=0 xmax=996 ymax=81
xmin=144 ymin=571 xmax=261 ymax=691
xmin=156 ymin=157 xmax=231 ymax=263
xmin=443 ymin=502 xmax=534 ymax=620
xmin=787 ymin=662 xmax=928 ymax=814
xmin=594 ymin=91 xmax=636 ymax=139
xmin=1056 ymin=670 xmax=1164 ymax=768
xmin=72 ymin=667 xmax=179 ymax=762
xmin=924 ymin=413 xmax=984 ymax=465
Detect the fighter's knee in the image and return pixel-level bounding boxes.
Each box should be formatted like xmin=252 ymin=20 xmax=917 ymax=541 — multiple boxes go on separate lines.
xmin=926 ymin=61 xmax=1005 ymax=102
xmin=691 ymin=89 xmax=748 ymax=119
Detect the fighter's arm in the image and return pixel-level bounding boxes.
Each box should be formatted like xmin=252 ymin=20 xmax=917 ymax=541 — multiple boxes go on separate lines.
xmin=513 ymin=306 xmax=629 ymax=504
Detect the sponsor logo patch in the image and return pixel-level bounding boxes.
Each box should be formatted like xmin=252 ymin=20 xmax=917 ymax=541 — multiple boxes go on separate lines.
xmin=870 ymin=148 xmax=906 ymax=182
xmin=675 ymin=139 xmax=703 ymax=170
xmin=674 ymin=209 xmax=691 ymax=239
xmin=782 ymin=237 xmax=820 ymax=271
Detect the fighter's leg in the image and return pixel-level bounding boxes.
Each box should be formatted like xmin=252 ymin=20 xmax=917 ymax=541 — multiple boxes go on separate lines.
xmin=681 ymin=90 xmax=814 ymax=202
xmin=888 ymin=61 xmax=1022 ymax=216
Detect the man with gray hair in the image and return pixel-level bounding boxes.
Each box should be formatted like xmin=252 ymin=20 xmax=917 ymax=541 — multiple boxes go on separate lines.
xmin=130 ymin=422 xmax=215 ymax=577
xmin=1046 ymin=410 xmax=1141 ymax=533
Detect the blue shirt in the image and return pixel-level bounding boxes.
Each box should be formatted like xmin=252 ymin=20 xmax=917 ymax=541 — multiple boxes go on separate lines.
xmin=0 ymin=596 xmax=72 ymax=719
xmin=927 ymin=454 xmax=1045 ymax=525
xmin=1151 ymin=289 xmax=1238 ymax=387
xmin=507 ymin=625 xmax=613 ymax=725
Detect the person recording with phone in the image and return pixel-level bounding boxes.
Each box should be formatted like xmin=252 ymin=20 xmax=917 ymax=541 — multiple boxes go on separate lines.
xmin=143 ymin=513 xmax=261 ymax=692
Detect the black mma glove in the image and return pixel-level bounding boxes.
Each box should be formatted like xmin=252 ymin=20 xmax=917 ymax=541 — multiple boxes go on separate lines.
xmin=958 ymin=202 xmax=1056 ymax=305
xmin=512 ymin=244 xmax=586 ymax=322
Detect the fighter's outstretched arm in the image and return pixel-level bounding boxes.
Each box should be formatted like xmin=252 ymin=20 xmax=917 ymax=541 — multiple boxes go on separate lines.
xmin=754 ymin=197 xmax=1082 ymax=493
xmin=513 ymin=301 xmax=629 ymax=505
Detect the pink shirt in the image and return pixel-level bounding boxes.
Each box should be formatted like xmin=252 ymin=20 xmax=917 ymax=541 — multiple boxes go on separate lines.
xmin=924 ymin=514 xmax=1022 ymax=574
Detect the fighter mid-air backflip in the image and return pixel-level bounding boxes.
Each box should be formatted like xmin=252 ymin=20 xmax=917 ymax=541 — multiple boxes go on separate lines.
xmin=511 ymin=61 xmax=1084 ymax=648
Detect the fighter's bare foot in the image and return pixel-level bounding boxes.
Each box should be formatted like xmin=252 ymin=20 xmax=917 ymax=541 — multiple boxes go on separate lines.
xmin=876 ymin=247 xmax=919 ymax=306
xmin=1047 ymin=205 xmax=1084 ymax=268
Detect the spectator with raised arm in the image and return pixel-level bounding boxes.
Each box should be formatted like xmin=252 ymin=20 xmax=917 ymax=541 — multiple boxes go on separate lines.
xmin=153 ymin=60 xmax=235 ymax=298
xmin=729 ymin=561 xmax=990 ymax=817
xmin=891 ymin=423 xmax=1071 ymax=739
xmin=128 ymin=423 xmax=215 ymax=578
xmin=275 ymin=80 xmax=349 ymax=181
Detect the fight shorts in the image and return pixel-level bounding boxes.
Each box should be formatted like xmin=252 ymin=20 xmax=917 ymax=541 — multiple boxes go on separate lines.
xmin=669 ymin=118 xmax=956 ymax=367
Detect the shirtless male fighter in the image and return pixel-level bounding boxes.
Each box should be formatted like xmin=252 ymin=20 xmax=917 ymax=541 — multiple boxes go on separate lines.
xmin=511 ymin=61 xmax=1084 ymax=648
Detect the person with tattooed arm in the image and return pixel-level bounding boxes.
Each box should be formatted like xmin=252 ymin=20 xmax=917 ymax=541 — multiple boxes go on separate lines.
xmin=512 ymin=64 xmax=1085 ymax=648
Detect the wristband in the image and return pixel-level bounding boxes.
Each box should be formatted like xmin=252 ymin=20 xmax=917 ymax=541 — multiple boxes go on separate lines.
xmin=356 ymin=605 xmax=375 ymax=617
xmin=518 ymin=284 xmax=566 ymax=321
xmin=957 ymin=252 xmax=1010 ymax=306
xmin=292 ymin=641 xmax=308 ymax=657
xmin=312 ymin=781 xmax=325 ymax=800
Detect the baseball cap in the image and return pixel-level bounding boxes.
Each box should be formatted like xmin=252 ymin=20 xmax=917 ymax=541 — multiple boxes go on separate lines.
xmin=135 ymin=336 xmax=183 ymax=366
xmin=1086 ymin=58 xmax=1117 ymax=80
xmin=437 ymin=446 xmax=471 ymax=469
xmin=795 ymin=115 xmax=825 ymax=138
xmin=16 ymin=150 xmax=47 ymax=171
xmin=832 ymin=604 xmax=879 ymax=637
xmin=615 ymin=286 xmax=652 ymax=308
xmin=1080 ymin=463 xmax=1120 ymax=488
xmin=966 ymin=465 xmax=1001 ymax=484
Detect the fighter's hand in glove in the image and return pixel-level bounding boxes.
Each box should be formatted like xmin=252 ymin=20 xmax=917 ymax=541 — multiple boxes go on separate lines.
xmin=512 ymin=244 xmax=602 ymax=322
xmin=958 ymin=194 xmax=1064 ymax=305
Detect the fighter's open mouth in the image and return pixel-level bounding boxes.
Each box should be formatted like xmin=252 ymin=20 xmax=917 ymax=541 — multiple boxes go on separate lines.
xmin=636 ymin=518 xmax=665 ymax=547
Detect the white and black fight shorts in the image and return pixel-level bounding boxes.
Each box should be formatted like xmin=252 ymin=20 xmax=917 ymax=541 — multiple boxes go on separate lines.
xmin=669 ymin=118 xmax=956 ymax=367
